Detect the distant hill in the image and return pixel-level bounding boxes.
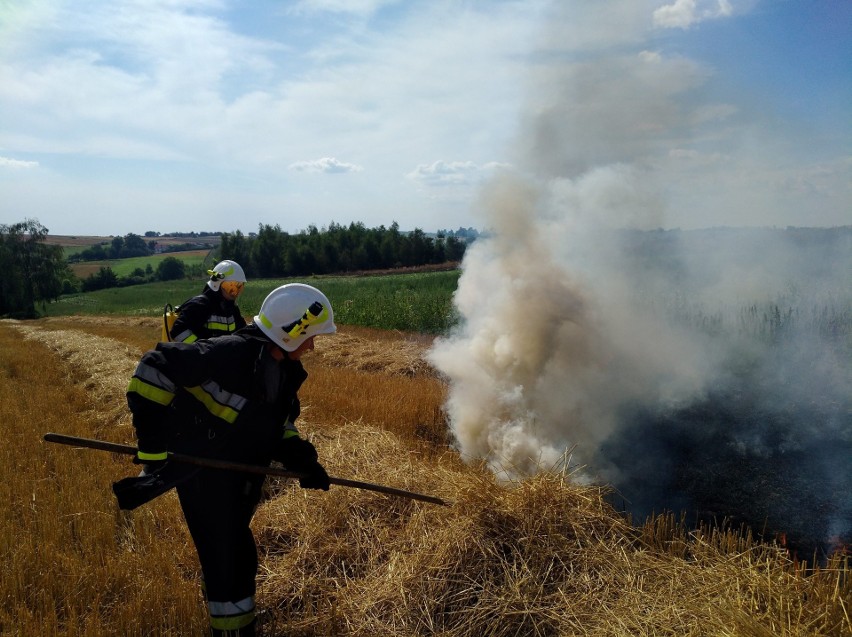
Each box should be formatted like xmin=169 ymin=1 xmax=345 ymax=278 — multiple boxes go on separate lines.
xmin=46 ymin=234 xmax=221 ymax=248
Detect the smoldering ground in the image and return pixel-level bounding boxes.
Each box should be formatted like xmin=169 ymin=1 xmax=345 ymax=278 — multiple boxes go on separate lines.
xmin=426 ymin=1 xmax=851 ymax=561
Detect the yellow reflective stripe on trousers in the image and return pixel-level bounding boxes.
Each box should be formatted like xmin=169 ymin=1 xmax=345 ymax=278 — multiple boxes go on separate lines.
xmin=137 ymin=450 xmax=168 ymax=461
xmin=185 ymin=381 xmax=248 ymax=424
xmin=282 ymin=420 xmax=300 ymax=439
xmin=209 ymin=597 xmax=255 ymax=631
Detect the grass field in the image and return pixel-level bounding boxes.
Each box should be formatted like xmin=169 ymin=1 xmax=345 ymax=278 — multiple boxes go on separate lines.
xmin=66 ymin=249 xmax=215 ymax=279
xmin=46 ymin=270 xmax=462 ymax=334
xmin=43 ymin=235 xmax=219 ymax=278
xmin=2 ymin=315 xmax=849 ymax=636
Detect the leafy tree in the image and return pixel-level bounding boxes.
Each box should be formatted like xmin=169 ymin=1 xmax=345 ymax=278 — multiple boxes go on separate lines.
xmin=110 ymin=236 xmax=124 ymax=258
xmin=69 ymin=233 xmax=153 ymax=262
xmin=0 ymin=219 xmax=71 ymax=317
xmin=68 ymin=242 xmax=108 ymax=262
xmin=379 ymin=224 xmax=401 ymax=268
xmin=443 ymin=235 xmax=466 ymax=261
xmin=251 ymin=224 xmax=286 ymax=277
xmin=219 ymin=230 xmax=252 ymax=273
xmin=122 ymin=233 xmax=149 ymax=257
xmin=157 ymin=256 xmax=186 ymax=281
xmin=361 ymin=233 xmax=381 ymax=269
xmin=81 ymin=266 xmax=118 ymax=292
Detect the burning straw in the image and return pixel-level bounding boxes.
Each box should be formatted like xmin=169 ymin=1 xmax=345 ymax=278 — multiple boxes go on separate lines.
xmin=254 ymin=424 xmax=851 ymax=636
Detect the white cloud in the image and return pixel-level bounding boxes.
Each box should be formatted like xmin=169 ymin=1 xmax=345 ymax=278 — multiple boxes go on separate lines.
xmin=291 ymin=0 xmax=401 ymax=16
xmin=638 ymin=50 xmax=663 ymax=63
xmin=668 ymin=147 xmax=727 ymax=163
xmin=0 ymin=0 xmax=845 ymax=235
xmin=288 ymin=157 xmax=362 ymax=173
xmin=406 ymin=160 xmax=475 ymax=186
xmin=406 ymin=160 xmax=510 ymax=188
xmin=653 ymin=0 xmax=733 ymax=29
xmin=689 ymin=103 xmax=738 ymax=125
xmin=1 ymin=0 xmax=532 ymax=177
xmin=0 ymin=156 xmax=39 ymax=169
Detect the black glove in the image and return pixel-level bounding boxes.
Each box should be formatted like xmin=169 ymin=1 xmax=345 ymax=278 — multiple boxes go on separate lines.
xmin=298 ymin=460 xmax=331 ymax=491
xmin=276 ymin=437 xmax=330 ymax=491
xmin=276 ymin=436 xmax=318 ymax=468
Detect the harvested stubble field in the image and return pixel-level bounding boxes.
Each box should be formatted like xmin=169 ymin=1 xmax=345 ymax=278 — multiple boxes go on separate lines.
xmin=1 ymin=316 xmax=849 ymax=636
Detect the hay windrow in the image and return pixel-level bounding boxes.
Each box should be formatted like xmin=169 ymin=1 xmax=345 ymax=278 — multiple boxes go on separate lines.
xmin=9 ymin=320 xmax=140 ymax=437
xmin=34 ymin=316 xmax=438 ymax=377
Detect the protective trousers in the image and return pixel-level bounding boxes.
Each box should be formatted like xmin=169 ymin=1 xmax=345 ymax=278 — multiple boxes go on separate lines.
xmin=177 ymin=466 xmax=264 ymax=636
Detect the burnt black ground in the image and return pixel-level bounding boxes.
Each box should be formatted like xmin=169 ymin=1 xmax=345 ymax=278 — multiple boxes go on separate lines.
xmin=601 ymin=386 xmax=852 ymax=565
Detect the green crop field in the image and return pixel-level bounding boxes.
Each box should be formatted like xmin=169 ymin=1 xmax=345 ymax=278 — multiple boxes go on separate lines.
xmin=67 ymin=249 xmax=215 ymax=279
xmin=46 ymin=269 xmax=462 ymax=334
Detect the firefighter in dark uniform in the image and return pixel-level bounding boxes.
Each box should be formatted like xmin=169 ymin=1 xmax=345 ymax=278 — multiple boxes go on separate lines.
xmin=171 ymin=259 xmax=247 ymax=343
xmin=115 ymin=283 xmax=336 ymax=636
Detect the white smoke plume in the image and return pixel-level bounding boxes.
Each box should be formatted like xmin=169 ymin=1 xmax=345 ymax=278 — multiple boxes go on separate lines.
xmin=427 ymin=1 xmax=851 ymax=554
xmin=427 ymin=168 xmax=718 ymax=480
xmin=426 ymin=0 xmax=723 ymax=477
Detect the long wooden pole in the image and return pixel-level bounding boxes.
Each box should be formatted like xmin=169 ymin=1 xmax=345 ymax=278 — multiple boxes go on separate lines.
xmin=44 ymin=432 xmax=447 ymax=506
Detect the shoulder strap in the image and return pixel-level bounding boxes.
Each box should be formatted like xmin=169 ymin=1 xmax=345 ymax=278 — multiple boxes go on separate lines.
xmin=162 ymin=304 xmax=174 ymax=342
xmin=174 ymin=294 xmax=197 ymax=313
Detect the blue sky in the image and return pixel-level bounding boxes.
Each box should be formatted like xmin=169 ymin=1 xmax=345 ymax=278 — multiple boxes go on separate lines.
xmin=0 ymin=0 xmax=849 ymax=236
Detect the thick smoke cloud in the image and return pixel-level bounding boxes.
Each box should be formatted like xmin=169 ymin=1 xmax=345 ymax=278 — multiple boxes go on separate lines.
xmin=427 ymin=169 xmax=730 ymax=479
xmin=427 ymin=1 xmax=851 ymax=558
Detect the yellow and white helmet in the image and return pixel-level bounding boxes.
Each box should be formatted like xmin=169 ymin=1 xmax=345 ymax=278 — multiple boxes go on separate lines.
xmin=255 ymin=283 xmax=336 ymax=352
xmin=207 ymin=260 xmax=246 ymax=295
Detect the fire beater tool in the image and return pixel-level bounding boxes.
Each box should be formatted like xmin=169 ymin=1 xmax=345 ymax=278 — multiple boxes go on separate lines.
xmin=44 ymin=432 xmax=447 ymax=507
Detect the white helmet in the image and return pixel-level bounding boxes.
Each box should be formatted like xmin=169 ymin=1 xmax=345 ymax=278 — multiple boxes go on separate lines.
xmin=207 ymin=260 xmax=246 ymax=292
xmin=255 ymin=283 xmax=337 ymax=352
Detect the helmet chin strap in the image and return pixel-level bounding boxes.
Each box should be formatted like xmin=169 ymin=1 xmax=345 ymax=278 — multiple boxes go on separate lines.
xmin=267 ymin=342 xmax=287 ymax=362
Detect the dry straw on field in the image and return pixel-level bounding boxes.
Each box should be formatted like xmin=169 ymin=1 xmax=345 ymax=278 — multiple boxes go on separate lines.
xmin=254 ymin=433 xmax=851 ymax=637
xmin=2 ymin=317 xmax=849 ymax=636
xmin=315 ymin=329 xmax=436 ymax=377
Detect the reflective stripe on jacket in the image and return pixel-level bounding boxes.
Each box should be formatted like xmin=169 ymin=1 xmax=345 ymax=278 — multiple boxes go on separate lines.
xmin=126 ymin=326 xmax=307 ymax=461
xmin=171 ymin=286 xmax=246 ymax=343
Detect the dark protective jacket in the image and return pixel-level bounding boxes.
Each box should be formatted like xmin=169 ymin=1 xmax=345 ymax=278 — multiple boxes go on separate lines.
xmin=127 ymin=325 xmax=307 ymax=465
xmin=170 ymin=286 xmax=247 ymax=343
xmin=122 ymin=325 xmax=312 ymax=634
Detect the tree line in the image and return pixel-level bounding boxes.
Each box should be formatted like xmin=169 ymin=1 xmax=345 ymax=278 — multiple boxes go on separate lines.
xmin=67 ymin=233 xmax=155 ymax=262
xmin=0 ymin=219 xmax=470 ymax=317
xmin=79 ymin=256 xmax=204 ymax=293
xmin=68 ymin=233 xmax=218 ymax=263
xmin=220 ymin=221 xmax=466 ymax=277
